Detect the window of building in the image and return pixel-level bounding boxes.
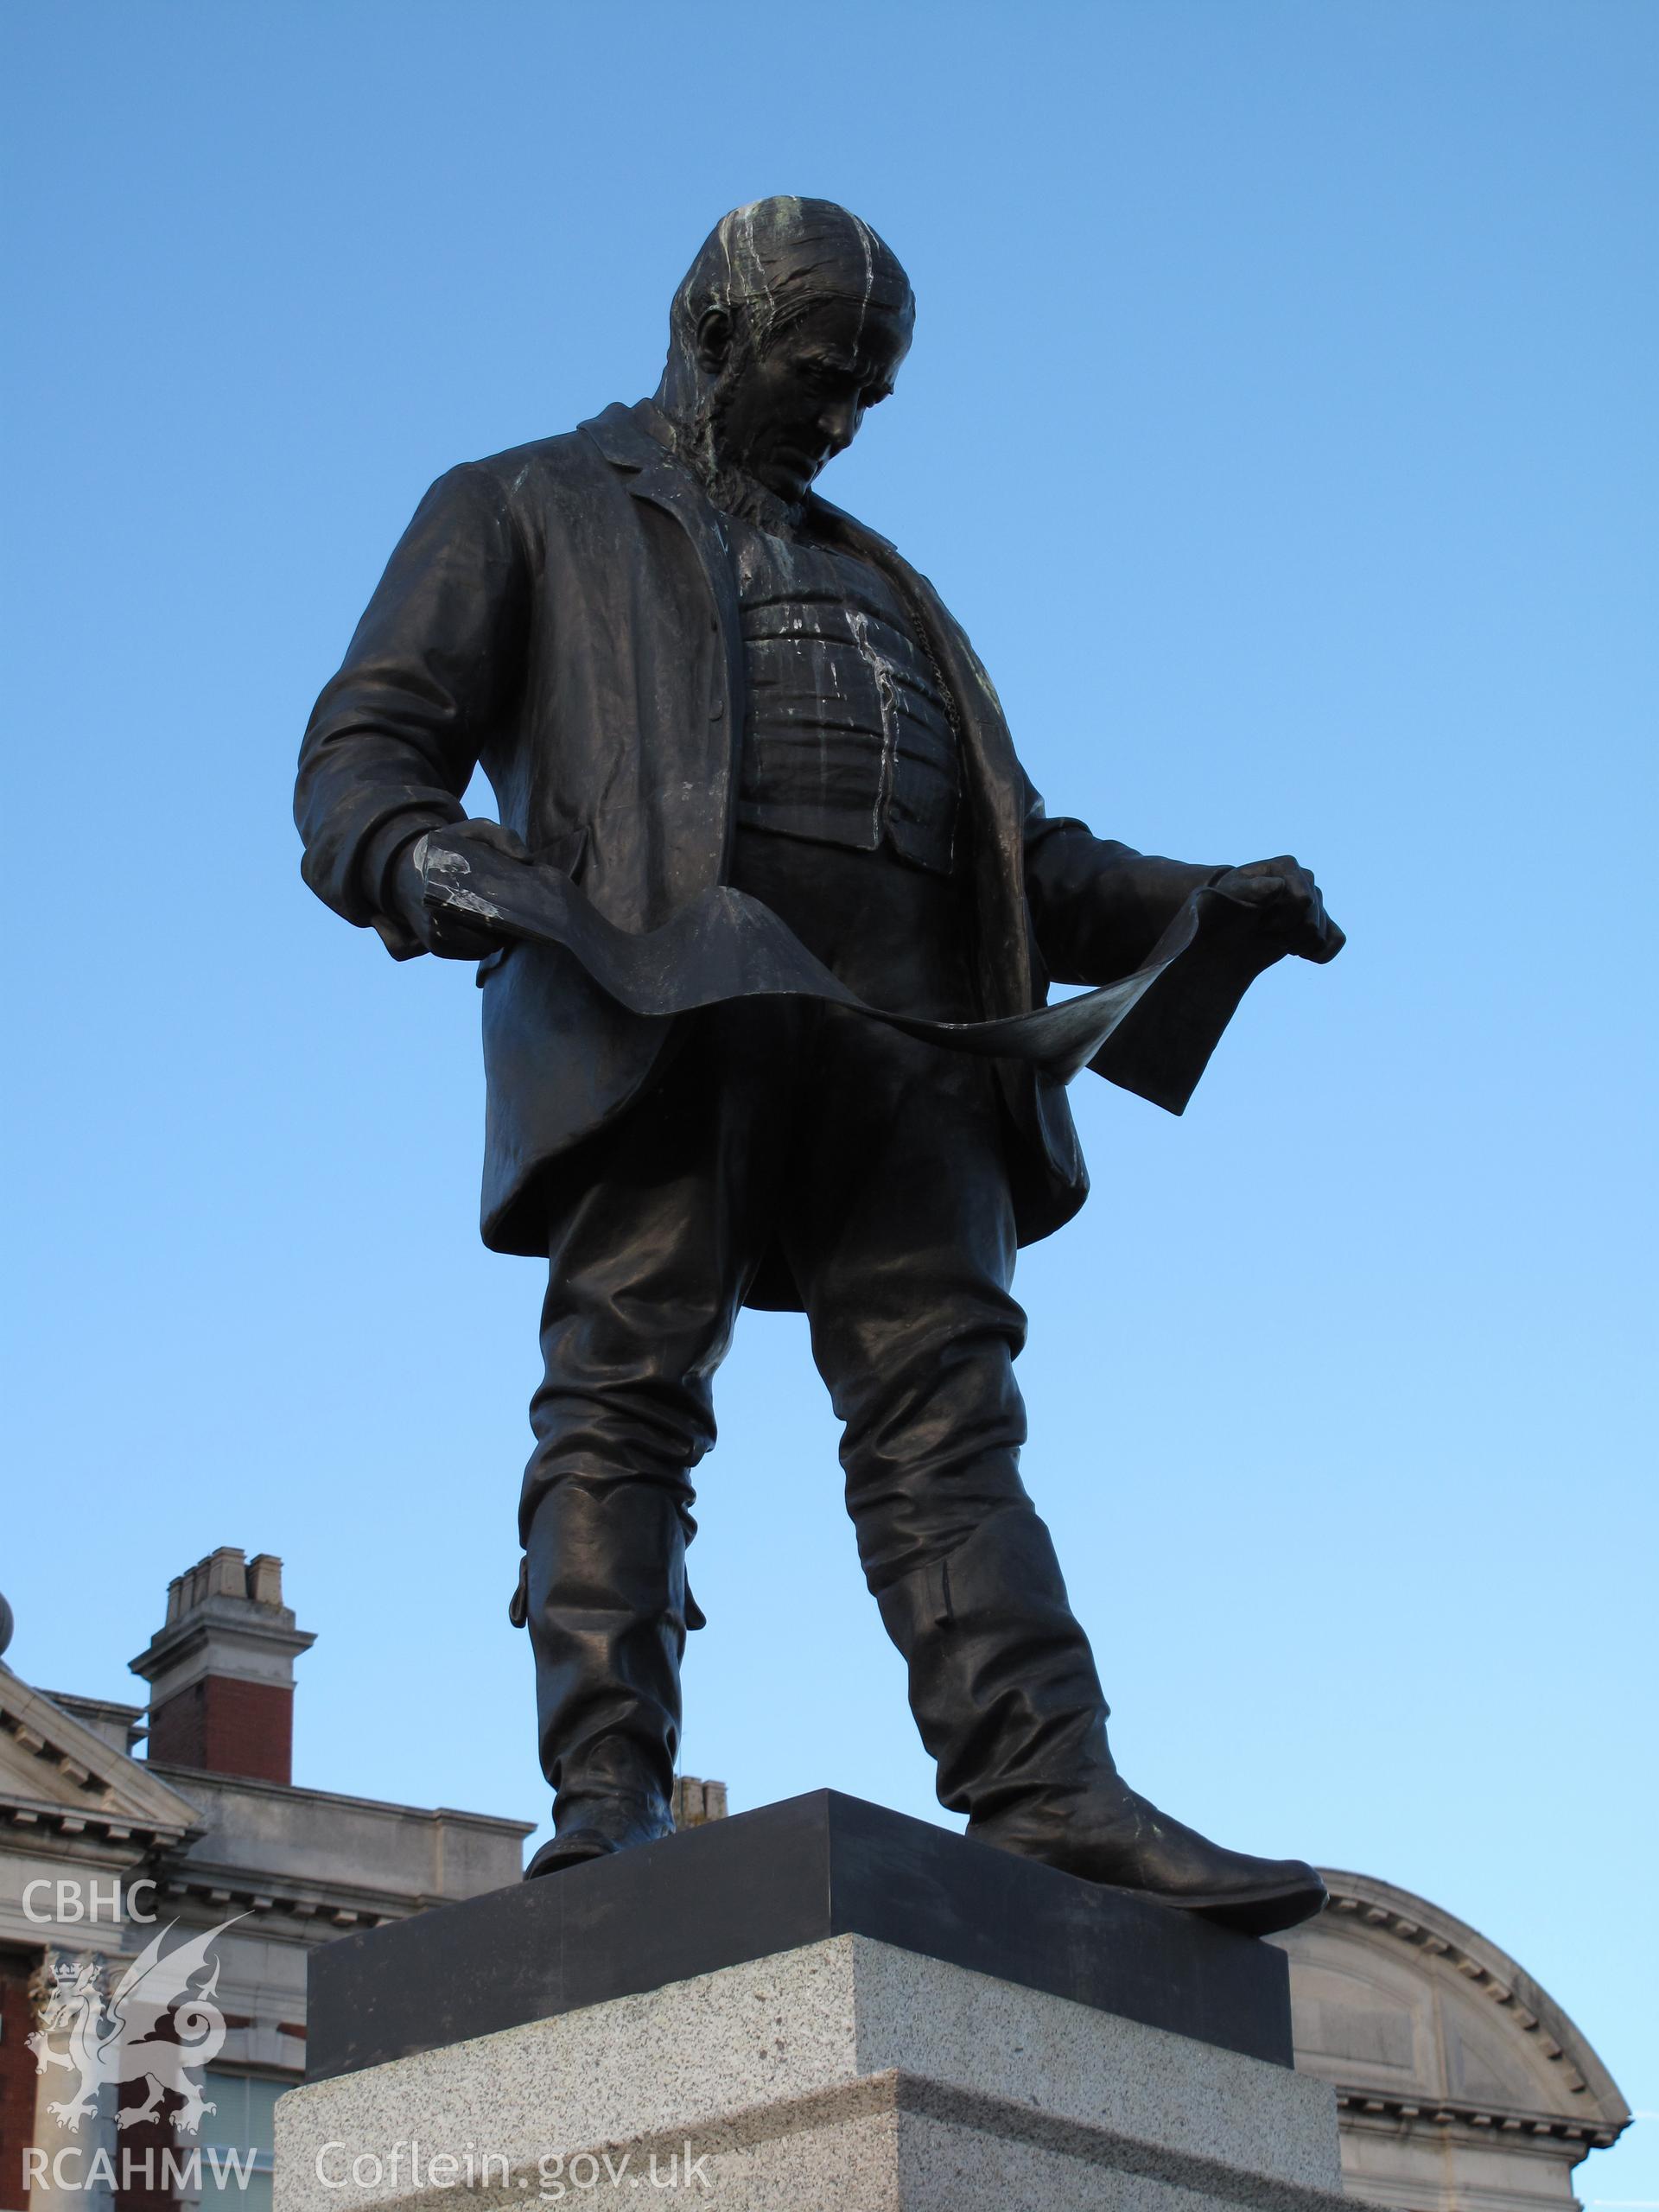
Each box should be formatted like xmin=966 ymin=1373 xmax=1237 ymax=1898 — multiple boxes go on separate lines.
xmin=196 ymin=2071 xmax=283 ymax=2212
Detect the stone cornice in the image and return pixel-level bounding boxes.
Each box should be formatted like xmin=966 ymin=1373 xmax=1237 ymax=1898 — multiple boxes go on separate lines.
xmin=145 ymin=1760 xmax=536 ymax=1834
xmin=1330 ymin=2087 xmax=1622 ymax=2152
xmin=0 ymin=1792 xmax=191 ymax=1852
xmin=146 ymin=1859 xmax=464 ymax=1931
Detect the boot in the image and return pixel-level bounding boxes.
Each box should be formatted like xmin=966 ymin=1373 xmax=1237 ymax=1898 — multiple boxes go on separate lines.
xmin=520 ymin=1478 xmax=694 ymax=1879
xmin=875 ymin=1504 xmax=1325 ymax=1935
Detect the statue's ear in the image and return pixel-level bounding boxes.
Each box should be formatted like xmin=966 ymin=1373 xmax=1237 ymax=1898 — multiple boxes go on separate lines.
xmin=695 ymin=305 xmax=734 ymax=375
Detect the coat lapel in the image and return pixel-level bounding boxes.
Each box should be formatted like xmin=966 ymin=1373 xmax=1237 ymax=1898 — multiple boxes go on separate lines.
xmin=580 ymin=403 xmax=745 ymax=731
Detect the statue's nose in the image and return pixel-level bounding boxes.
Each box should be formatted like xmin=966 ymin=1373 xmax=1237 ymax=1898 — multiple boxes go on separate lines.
xmin=817 ymin=395 xmax=861 ymax=454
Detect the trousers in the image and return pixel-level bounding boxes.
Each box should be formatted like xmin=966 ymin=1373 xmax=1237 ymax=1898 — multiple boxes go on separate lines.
xmin=520 ymin=830 xmax=1037 ymax=1599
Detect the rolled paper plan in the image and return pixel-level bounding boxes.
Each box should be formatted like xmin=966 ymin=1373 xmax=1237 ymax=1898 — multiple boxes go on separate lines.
xmin=419 ymin=828 xmax=1314 ymax=1114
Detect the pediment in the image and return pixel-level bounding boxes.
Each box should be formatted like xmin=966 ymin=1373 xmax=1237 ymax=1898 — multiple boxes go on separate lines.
xmin=0 ymin=1667 xmax=199 ymax=1840
xmin=1275 ymin=1869 xmax=1630 ymax=2137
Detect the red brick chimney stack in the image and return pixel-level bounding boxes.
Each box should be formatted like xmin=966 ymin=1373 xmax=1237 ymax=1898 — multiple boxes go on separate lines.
xmin=129 ymin=1548 xmax=315 ymax=1785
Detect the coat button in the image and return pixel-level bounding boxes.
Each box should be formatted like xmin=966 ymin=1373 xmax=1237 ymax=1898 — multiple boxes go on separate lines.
xmin=710 ymin=695 xmax=725 ymax=719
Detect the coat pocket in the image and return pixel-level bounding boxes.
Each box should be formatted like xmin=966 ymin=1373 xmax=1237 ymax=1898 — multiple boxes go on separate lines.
xmin=537 ymin=823 xmax=591 ymax=880
xmin=475 ymin=825 xmax=590 ymax=984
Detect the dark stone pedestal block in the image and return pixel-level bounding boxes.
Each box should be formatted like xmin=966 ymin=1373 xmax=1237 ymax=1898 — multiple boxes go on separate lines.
xmin=308 ymin=1788 xmax=1294 ymax=2082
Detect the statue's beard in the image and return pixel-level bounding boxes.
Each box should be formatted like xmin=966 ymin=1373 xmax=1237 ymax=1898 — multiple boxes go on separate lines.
xmin=664 ymin=359 xmax=806 ymax=535
xmin=690 ymin=454 xmax=804 ymax=534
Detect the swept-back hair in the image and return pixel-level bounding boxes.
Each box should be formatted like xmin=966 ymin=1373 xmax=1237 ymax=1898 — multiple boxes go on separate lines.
xmin=659 ymin=196 xmax=912 ymax=416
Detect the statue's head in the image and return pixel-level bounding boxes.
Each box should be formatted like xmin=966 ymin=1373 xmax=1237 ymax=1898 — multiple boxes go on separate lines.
xmin=657 ymin=196 xmax=914 ymax=508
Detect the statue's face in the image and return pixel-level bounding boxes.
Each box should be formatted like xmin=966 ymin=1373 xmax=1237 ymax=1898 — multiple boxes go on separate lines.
xmin=704 ymin=296 xmax=912 ymax=503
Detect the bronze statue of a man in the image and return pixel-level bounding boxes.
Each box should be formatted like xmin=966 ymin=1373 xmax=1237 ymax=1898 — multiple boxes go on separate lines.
xmin=296 ymin=197 xmax=1340 ymax=1933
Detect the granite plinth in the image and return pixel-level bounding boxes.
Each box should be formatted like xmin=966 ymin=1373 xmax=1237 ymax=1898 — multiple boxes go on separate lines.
xmin=277 ymin=1934 xmax=1348 ymax=2212
xmin=306 ymin=1789 xmax=1294 ymax=2082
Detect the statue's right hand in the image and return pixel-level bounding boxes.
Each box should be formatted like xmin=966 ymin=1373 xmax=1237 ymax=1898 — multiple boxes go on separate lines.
xmin=385 ymin=817 xmax=532 ymax=960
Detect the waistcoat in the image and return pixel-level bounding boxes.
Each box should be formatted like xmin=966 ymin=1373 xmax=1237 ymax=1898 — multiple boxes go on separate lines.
xmin=730 ymin=514 xmax=961 ymax=875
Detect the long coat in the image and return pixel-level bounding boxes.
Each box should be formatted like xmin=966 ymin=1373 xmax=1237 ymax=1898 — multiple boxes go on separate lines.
xmin=296 ymin=401 xmax=1220 ymax=1289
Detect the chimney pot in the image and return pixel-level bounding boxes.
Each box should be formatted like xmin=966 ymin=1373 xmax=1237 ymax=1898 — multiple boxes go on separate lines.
xmin=671 ymin=1776 xmax=729 ymax=1827
xmin=246 ymin=1554 xmax=284 ymax=1607
xmin=206 ymin=1547 xmax=246 ymax=1599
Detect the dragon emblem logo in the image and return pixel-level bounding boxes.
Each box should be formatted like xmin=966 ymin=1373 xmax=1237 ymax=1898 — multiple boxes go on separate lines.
xmin=27 ymin=1916 xmax=242 ymax=2136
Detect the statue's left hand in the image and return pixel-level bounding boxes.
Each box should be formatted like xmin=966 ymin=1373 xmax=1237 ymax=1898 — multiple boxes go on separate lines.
xmin=1213 ymin=856 xmax=1344 ymax=963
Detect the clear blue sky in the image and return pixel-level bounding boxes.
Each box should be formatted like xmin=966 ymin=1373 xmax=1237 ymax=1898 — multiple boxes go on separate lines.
xmin=3 ymin=1 xmax=1653 ymax=2195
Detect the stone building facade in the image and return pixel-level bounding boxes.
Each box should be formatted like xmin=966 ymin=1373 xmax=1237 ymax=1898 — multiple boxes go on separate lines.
xmin=0 ymin=1554 xmax=530 ymax=2212
xmin=0 ymin=1554 xmax=1630 ymax=2212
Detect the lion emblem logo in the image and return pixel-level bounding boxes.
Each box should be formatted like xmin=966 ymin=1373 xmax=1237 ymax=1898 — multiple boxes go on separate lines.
xmin=27 ymin=1916 xmax=242 ymax=2135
